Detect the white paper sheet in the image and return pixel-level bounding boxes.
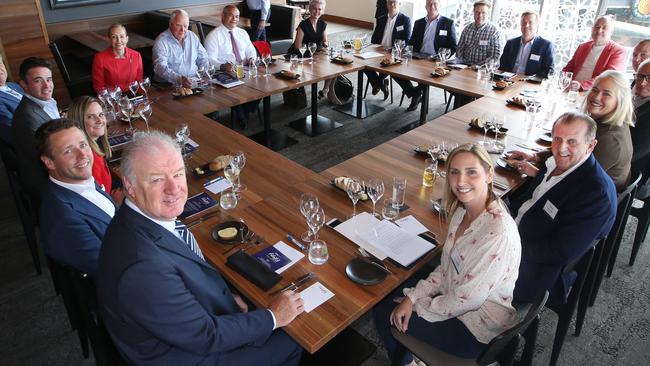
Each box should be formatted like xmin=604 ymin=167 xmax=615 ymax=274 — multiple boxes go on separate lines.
xmin=203 ymin=176 xmax=232 ymax=194
xmin=300 ymin=282 xmax=335 ymax=313
xmin=187 ymin=137 xmax=199 ymax=148
xmin=357 ymin=220 xmax=435 ymax=267
xmin=395 ymin=215 xmax=429 ymax=235
xmin=334 ymin=212 xmax=387 ymax=259
xmin=354 ymin=51 xmax=384 ymax=59
xmin=273 ymin=241 xmax=305 ymax=274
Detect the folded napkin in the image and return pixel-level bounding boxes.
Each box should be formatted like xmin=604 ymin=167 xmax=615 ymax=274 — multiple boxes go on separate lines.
xmin=333 ymin=177 xmax=369 ymax=201
xmin=227 ymin=250 xmax=282 ymax=291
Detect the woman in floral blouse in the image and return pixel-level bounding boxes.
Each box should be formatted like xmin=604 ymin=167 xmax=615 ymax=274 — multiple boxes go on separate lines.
xmin=374 ymin=143 xmax=522 ymax=364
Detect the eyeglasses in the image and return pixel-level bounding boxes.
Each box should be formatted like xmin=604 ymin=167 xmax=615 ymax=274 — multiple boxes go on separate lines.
xmin=635 ymin=73 xmax=650 ymax=83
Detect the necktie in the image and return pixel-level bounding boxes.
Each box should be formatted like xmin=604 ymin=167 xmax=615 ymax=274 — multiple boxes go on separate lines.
xmin=230 ymin=31 xmax=242 ymax=63
xmin=175 ymin=220 xmax=205 ymax=261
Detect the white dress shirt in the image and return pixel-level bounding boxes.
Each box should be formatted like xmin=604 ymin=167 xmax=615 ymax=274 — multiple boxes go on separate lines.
xmin=574 ymin=44 xmax=605 ymax=81
xmin=514 ymin=36 xmax=535 ymax=74
xmin=381 ymin=14 xmax=398 ymax=49
xmin=204 ymin=25 xmax=258 ymax=69
xmin=24 ymin=94 xmax=60 ymax=120
xmin=50 ymin=176 xmax=115 ymax=218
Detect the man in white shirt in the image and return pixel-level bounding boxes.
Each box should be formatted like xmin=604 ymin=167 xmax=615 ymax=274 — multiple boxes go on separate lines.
xmin=36 ymin=118 xmax=116 ymax=278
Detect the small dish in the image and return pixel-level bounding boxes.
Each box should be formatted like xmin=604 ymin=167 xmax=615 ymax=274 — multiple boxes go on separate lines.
xmin=430 ymin=68 xmax=451 ymax=77
xmin=380 ymin=59 xmax=402 ymax=67
xmin=412 ymin=145 xmax=448 ymax=162
xmin=211 ymin=221 xmax=249 ymax=245
xmin=275 ymin=70 xmax=301 ymax=79
xmin=496 ymin=157 xmax=517 ymax=171
xmin=492 ymin=81 xmax=514 ymax=90
xmin=172 ymin=88 xmax=204 ymax=98
xmin=330 ymin=56 xmax=354 ymax=64
xmin=345 ymin=257 xmax=387 ymax=285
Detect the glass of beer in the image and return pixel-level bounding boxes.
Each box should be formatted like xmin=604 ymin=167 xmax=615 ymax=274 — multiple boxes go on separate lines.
xmin=422 ymin=158 xmax=436 ymax=187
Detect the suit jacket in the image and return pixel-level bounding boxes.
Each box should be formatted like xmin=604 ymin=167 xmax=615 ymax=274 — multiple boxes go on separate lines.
xmin=563 ymin=40 xmax=627 ymax=90
xmin=0 ymin=82 xmax=24 ymax=145
xmin=97 ymin=204 xmax=275 ymax=365
xmin=375 ymin=0 xmax=387 ymax=19
xmin=11 ymin=96 xmax=52 ymax=205
xmin=408 ymin=16 xmax=457 ymax=56
xmin=499 ymin=36 xmax=555 ymax=77
xmin=508 ymin=155 xmax=616 ymax=305
xmin=39 ymin=180 xmax=115 ymax=278
xmin=371 ymin=13 xmax=412 ymax=46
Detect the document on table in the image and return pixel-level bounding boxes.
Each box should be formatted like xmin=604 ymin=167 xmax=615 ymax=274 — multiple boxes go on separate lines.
xmin=272 ymin=241 xmax=305 ymax=274
xmin=395 ymin=215 xmax=429 ymax=235
xmin=354 ymin=51 xmax=384 ymax=59
xmin=203 ymin=176 xmax=232 ymax=194
xmin=357 ymin=220 xmax=435 ymax=267
xmin=300 ymin=282 xmax=334 ymax=313
xmin=334 ymin=212 xmax=387 ymax=259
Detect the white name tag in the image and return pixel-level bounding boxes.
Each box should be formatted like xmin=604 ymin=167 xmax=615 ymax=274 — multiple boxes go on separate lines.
xmin=530 ymin=54 xmax=541 ymax=61
xmin=450 ymin=247 xmax=463 ymax=274
xmin=543 ymin=200 xmax=558 ymax=220
xmin=479 ymin=40 xmax=488 ymax=46
xmin=396 ymin=25 xmax=404 ymax=31
xmin=439 ymin=30 xmax=448 ymax=36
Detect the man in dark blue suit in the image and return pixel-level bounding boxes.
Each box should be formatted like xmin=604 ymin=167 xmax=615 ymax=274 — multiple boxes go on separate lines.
xmin=35 ymin=118 xmax=115 ymax=278
xmin=499 ymin=11 xmax=554 ymax=77
xmin=364 ymin=0 xmax=412 ymax=100
xmin=0 ymin=57 xmax=24 ymax=145
xmin=394 ymin=0 xmax=457 ymax=111
xmin=97 ymin=131 xmax=303 ymax=366
xmin=507 ymin=112 xmax=616 ymax=306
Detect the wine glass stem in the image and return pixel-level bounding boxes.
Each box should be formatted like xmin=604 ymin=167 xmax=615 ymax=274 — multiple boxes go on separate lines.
xmin=127 ymin=117 xmax=133 ymax=131
xmin=352 ymin=202 xmax=357 ymax=217
xmin=372 ymin=202 xmax=376 ymax=217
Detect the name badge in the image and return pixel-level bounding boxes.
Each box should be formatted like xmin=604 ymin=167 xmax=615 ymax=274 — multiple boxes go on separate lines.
xmin=439 ymin=30 xmax=448 ymax=36
xmin=396 ymin=25 xmax=404 ymax=31
xmin=543 ymin=200 xmax=559 ymax=220
xmin=479 ymin=40 xmax=488 ymax=46
xmin=450 ymin=247 xmax=463 ymax=274
xmin=530 ymin=54 xmax=541 ymax=61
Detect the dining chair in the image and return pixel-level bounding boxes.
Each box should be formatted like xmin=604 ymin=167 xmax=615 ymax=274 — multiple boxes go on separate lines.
xmin=48 ymin=40 xmax=93 ymax=99
xmin=390 ymin=291 xmax=549 ymax=366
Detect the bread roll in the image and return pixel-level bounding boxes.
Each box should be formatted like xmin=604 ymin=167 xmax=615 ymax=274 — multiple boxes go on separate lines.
xmin=218 ymin=227 xmax=238 ymax=240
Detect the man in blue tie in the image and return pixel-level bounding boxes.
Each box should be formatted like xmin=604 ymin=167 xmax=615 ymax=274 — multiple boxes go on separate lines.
xmin=0 ymin=57 xmax=24 ymax=145
xmin=97 ymin=131 xmax=304 ymax=365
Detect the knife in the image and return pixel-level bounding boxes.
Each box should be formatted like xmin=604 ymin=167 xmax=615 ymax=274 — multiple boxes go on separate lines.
xmin=269 ymin=272 xmax=315 ymax=296
xmin=185 ymin=210 xmax=220 ymax=229
xmin=357 ymin=255 xmax=393 ymax=275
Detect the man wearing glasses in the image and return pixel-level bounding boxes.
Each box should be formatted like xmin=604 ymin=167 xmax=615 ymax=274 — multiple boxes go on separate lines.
xmin=630 ymin=59 xmax=650 ymax=194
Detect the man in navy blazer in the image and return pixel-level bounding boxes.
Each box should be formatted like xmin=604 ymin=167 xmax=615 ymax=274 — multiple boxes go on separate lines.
xmin=499 ymin=11 xmax=554 ymax=77
xmin=0 ymin=57 xmax=24 ymax=145
xmin=364 ymin=0 xmax=412 ymax=100
xmin=507 ymin=112 xmax=616 ymax=306
xmin=97 ymin=131 xmax=303 ymax=366
xmin=36 ymin=118 xmax=115 ymax=278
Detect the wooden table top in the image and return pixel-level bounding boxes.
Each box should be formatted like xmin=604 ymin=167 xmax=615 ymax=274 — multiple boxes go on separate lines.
xmin=68 ymin=31 xmax=155 ymax=53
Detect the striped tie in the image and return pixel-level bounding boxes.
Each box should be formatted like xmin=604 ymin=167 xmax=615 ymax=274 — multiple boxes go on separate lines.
xmin=175 ymin=220 xmax=205 ymax=261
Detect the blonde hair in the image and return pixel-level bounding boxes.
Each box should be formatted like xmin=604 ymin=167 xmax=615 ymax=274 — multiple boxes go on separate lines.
xmin=67 ymin=96 xmax=112 ymax=159
xmin=581 ymin=70 xmax=634 ymax=127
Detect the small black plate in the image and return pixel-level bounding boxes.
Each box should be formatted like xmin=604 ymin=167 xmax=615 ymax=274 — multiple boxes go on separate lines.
xmin=274 ymin=70 xmax=301 ymax=79
xmin=346 ymin=257 xmax=387 ymax=285
xmin=525 ymin=75 xmax=544 ymax=83
xmin=330 ymin=57 xmax=354 ymax=65
xmin=496 ymin=157 xmax=516 ymax=171
xmin=192 ymin=163 xmax=218 ymax=179
xmin=172 ymin=88 xmax=204 ymax=98
xmin=330 ymin=179 xmax=370 ymax=201
xmin=211 ymin=221 xmax=249 ymax=245
xmin=380 ymin=59 xmax=402 ymax=67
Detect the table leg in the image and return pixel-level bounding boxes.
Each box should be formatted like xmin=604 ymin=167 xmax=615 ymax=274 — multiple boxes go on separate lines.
xmin=334 ymin=70 xmax=385 ymax=119
xmin=249 ymin=96 xmax=298 ymax=151
xmin=288 ymin=82 xmax=343 ymax=137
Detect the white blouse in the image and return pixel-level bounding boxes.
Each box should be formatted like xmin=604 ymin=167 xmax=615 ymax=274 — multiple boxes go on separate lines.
xmin=403 ymin=204 xmax=522 ymax=344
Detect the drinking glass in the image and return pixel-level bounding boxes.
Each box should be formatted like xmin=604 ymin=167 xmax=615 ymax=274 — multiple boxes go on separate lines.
xmin=109 ymin=86 xmax=122 ymax=109
xmin=137 ymin=101 xmax=153 ymax=130
xmin=345 ymin=177 xmax=364 ymax=218
xmin=381 ymin=199 xmax=399 ymax=221
xmin=561 ymin=71 xmax=573 ymax=90
xmin=478 ymin=113 xmax=494 ymax=146
xmin=118 ymin=95 xmax=135 ymax=134
xmin=422 ymin=158 xmax=436 ymax=187
xmin=103 ymin=106 xmax=118 ymax=136
xmin=434 ymin=142 xmax=448 ymax=178
xmin=307 ymin=207 xmax=325 ymax=240
xmin=298 ymin=44 xmax=307 ymax=63
xmin=139 ymin=77 xmax=151 ymax=99
xmin=129 ymin=80 xmax=140 ymax=97
xmin=524 ymin=98 xmax=538 ymax=128
xmin=98 ymin=88 xmax=110 ymax=106
xmin=567 ymin=82 xmax=579 ymax=106
xmin=391 ymin=176 xmax=406 ymax=209
xmin=229 ymin=151 xmax=247 ymax=192
xmin=220 ymin=190 xmax=238 ymax=210
xmin=492 ymin=115 xmax=506 ymax=152
xmin=308 ymin=239 xmax=328 ymax=265
xmin=366 ymin=178 xmax=384 ymax=217
xmin=263 ymin=54 xmax=272 ymax=76
xmin=235 ymin=61 xmax=245 ymax=79
xmin=438 ymin=48 xmax=451 ymax=67
xmin=299 ymin=193 xmax=319 ymax=242
xmin=174 ymin=123 xmax=190 ymax=156
xmin=308 ymin=42 xmax=317 ymax=61
xmin=224 ymin=163 xmax=240 ymax=188
xmin=393 ymin=39 xmax=405 ymax=60
xmin=290 ymin=54 xmax=299 ymax=70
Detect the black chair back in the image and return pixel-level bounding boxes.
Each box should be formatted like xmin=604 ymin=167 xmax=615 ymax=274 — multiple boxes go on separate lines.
xmin=48 ymin=40 xmax=94 ymax=98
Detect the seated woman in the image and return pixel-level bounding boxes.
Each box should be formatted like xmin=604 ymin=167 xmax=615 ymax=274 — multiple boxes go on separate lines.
xmin=92 ymin=23 xmax=143 ymax=94
xmin=373 ymin=143 xmax=521 ymax=364
xmin=67 ymin=96 xmax=123 ymax=203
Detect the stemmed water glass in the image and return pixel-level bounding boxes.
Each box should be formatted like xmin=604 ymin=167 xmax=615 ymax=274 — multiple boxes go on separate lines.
xmin=345 ymin=177 xmax=364 ymax=218
xmin=229 ymin=151 xmax=247 ymax=192
xmin=560 ymin=71 xmax=573 ymax=91
xmin=492 ymin=115 xmax=506 ymax=152
xmin=299 ymin=193 xmax=319 ymax=242
xmin=308 ymin=42 xmax=317 ymax=62
xmin=393 ymin=39 xmax=405 ymax=60
xmin=307 ymin=207 xmax=326 ymax=240
xmin=109 ymin=86 xmax=122 ymax=109
xmin=298 ymin=44 xmax=307 ymax=64
xmin=139 ymin=77 xmax=151 ymax=99
xmin=128 ymin=80 xmax=140 ymax=97
xmin=478 ymin=113 xmax=494 ymax=147
xmin=118 ymin=95 xmax=135 ymax=134
xmin=138 ymin=101 xmax=152 ymax=130
xmin=174 ymin=123 xmax=190 ymax=157
xmin=262 ymin=53 xmax=272 ymax=76
xmin=438 ymin=48 xmax=451 ymax=67
xmin=366 ymin=178 xmax=384 ymax=218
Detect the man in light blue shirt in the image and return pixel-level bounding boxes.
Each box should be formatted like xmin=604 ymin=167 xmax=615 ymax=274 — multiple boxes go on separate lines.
xmin=152 ymin=9 xmax=209 ymax=88
xmin=246 ymin=0 xmax=271 ymax=41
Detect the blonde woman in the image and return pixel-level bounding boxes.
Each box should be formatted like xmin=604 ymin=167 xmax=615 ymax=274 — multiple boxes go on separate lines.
xmin=373 ymin=143 xmax=521 ymax=364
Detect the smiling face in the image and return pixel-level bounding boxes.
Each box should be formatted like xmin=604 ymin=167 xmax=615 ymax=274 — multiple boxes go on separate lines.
xmin=222 ymin=6 xmax=240 ymax=30
xmin=109 ymin=25 xmax=128 ymax=56
xmin=632 ymin=42 xmax=650 ymax=72
xmin=387 ymin=0 xmax=400 ymax=17
xmin=473 ymin=4 xmax=490 ymax=27
xmin=520 ymin=13 xmax=538 ymax=42
xmin=591 ymin=17 xmax=613 ymax=46
xmin=83 ymin=102 xmax=107 ymax=140
xmin=586 ymin=77 xmax=617 ymax=120
xmin=447 ymin=152 xmax=492 ymax=211
xmin=124 ymin=144 xmax=188 ymax=221
xmin=425 ymin=0 xmax=440 ymax=20
xmin=170 ymin=13 xmax=189 ymax=42
xmin=309 ymin=1 xmax=325 ymax=19
xmin=635 ymin=62 xmax=650 ymax=98
xmin=41 ymin=127 xmax=94 ymax=184
xmin=20 ymin=66 xmax=53 ymax=101
xmin=551 ymin=119 xmax=596 ymax=174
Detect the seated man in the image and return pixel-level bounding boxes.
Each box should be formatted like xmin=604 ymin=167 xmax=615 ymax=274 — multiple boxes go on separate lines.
xmin=630 ymin=59 xmax=650 ymax=191
xmin=632 ymin=39 xmax=650 ymax=87
xmin=36 ymin=118 xmax=115 ymax=278
xmin=394 ymin=0 xmax=456 ymax=111
xmin=363 ymin=0 xmax=412 ymax=101
xmin=563 ymin=15 xmax=626 ymax=91
xmin=508 ymin=112 xmax=616 ymax=305
xmin=12 ymin=57 xmax=61 ymax=207
xmin=499 ymin=11 xmax=554 ymax=77
xmin=152 ymin=9 xmax=209 ymax=89
xmin=0 ymin=57 xmax=24 ymax=145
xmin=205 ymin=4 xmax=260 ymax=128
xmin=97 ymin=131 xmax=304 ymax=365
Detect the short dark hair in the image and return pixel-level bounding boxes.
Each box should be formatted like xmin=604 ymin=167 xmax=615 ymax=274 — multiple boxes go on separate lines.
xmin=19 ymin=57 xmax=51 ymax=81
xmin=34 ymin=118 xmax=83 ymax=159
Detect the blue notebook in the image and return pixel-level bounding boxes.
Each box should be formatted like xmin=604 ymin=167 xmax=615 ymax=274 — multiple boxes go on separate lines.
xmin=179 ymin=192 xmax=217 ymax=219
xmin=253 ymin=246 xmax=291 ymax=272
xmin=108 ymin=133 xmax=132 ymax=148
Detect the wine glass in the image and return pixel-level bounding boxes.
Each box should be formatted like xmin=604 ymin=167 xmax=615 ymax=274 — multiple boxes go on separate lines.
xmin=308 ymin=42 xmax=317 ymax=61
xmin=138 ymin=101 xmax=153 ymax=130
xmin=435 ymin=142 xmax=449 ymax=178
xmin=298 ymin=44 xmax=307 ymax=64
xmin=307 ymin=207 xmax=326 ymax=240
xmin=109 ymin=86 xmax=122 ymax=109
xmin=98 ymin=88 xmax=110 ymax=106
xmin=128 ymin=80 xmax=140 ymax=97
xmin=366 ymin=178 xmax=384 ymax=218
xmin=229 ymin=151 xmax=247 ymax=192
xmin=139 ymin=77 xmax=151 ymax=99
xmin=118 ymin=95 xmax=135 ymax=134
xmin=174 ymin=123 xmax=190 ymax=156
xmin=299 ymin=193 xmax=319 ymax=242
xmin=345 ymin=177 xmax=364 ymax=218
xmin=561 ymin=71 xmax=573 ymax=91
xmin=438 ymin=48 xmax=451 ymax=67
xmin=223 ymin=163 xmax=241 ymax=194
xmin=492 ymin=115 xmax=506 ymax=152
xmin=393 ymin=39 xmax=405 ymax=60
xmin=478 ymin=113 xmax=494 ymax=147
xmin=263 ymin=53 xmax=272 ymax=76
xmin=103 ymin=105 xmax=118 ymax=136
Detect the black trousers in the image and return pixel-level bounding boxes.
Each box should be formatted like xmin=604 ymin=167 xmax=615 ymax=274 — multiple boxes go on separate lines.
xmin=393 ymin=77 xmax=422 ymax=98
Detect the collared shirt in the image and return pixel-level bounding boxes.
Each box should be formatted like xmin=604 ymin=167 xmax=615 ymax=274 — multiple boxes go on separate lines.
xmin=152 ymin=29 xmax=209 ymax=83
xmin=456 ymin=22 xmax=503 ymax=65
xmin=420 ymin=15 xmax=440 ymax=55
xmin=514 ymin=36 xmax=536 ymax=74
xmin=24 ymin=94 xmax=60 ymax=120
xmin=0 ymin=85 xmax=23 ymax=101
xmin=246 ymin=0 xmax=271 ymax=20
xmin=50 ymin=176 xmax=115 ymax=218
xmin=381 ymin=13 xmax=398 ymax=49
xmin=514 ymin=154 xmax=590 ymax=224
xmin=204 ymin=25 xmax=258 ymax=69
xmin=574 ymin=44 xmax=605 ymax=81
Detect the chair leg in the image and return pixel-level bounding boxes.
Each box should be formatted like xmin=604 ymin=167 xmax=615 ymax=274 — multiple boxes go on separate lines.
xmin=364 ymin=78 xmax=370 ymax=98
xmin=389 ymin=77 xmax=394 ymax=104
xmin=519 ymin=316 xmax=539 ymax=366
xmin=549 ymin=309 xmax=572 ymax=366
xmin=629 ymin=199 xmax=650 ymax=266
xmin=576 ymin=240 xmax=603 ymax=334
xmin=443 ymin=90 xmax=448 ymax=104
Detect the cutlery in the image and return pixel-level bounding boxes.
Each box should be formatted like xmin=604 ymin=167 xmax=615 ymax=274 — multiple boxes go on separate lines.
xmin=186 ymin=210 xmax=220 ymax=229
xmin=357 ymin=253 xmax=393 ymax=275
xmin=514 ymin=143 xmax=542 ymax=152
xmin=270 ymin=272 xmax=316 ymax=296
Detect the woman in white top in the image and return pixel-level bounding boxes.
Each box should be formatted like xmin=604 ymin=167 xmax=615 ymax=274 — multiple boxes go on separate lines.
xmin=373 ymin=143 xmax=522 ymax=364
